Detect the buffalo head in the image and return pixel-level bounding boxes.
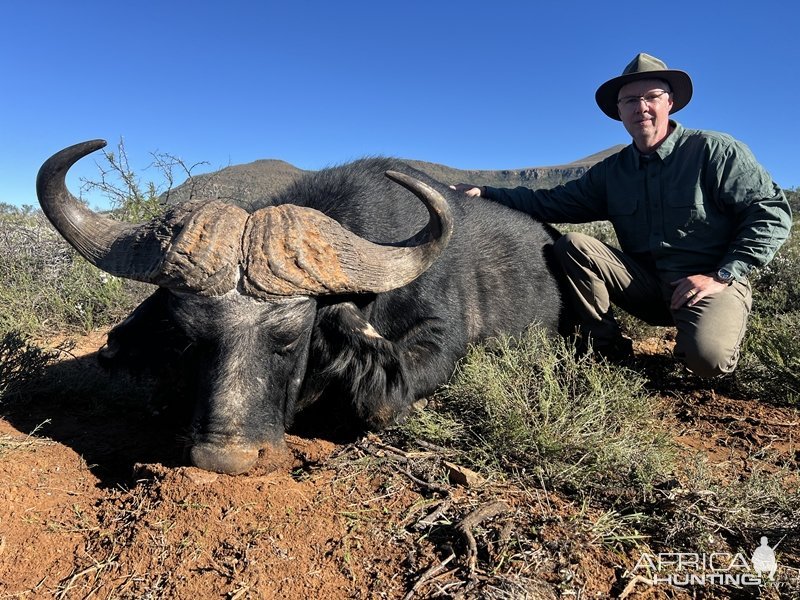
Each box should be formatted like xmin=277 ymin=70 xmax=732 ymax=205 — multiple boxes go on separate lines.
xmin=36 ymin=140 xmax=453 ymax=474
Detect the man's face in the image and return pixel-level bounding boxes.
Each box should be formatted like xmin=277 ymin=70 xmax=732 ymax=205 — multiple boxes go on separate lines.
xmin=617 ymin=79 xmax=674 ymax=151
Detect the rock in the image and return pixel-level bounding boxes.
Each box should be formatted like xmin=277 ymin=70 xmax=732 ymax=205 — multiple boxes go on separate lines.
xmin=444 ymin=461 xmax=484 ymax=488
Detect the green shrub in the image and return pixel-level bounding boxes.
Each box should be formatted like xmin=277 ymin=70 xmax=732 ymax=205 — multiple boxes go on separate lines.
xmin=0 ymin=139 xmax=176 ymax=337
xmin=749 ymin=241 xmax=800 ymax=317
xmin=0 ymin=206 xmax=151 ymax=336
xmin=402 ymin=326 xmax=675 ymax=495
xmin=731 ymin=215 xmax=800 ymax=404
xmin=55 ymin=259 xmax=133 ymax=332
xmin=734 ymin=312 xmax=800 ymax=404
xmin=785 ymin=187 xmax=800 ymax=214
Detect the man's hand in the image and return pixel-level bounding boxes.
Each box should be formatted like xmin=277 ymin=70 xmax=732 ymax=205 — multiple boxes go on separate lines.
xmin=669 ymin=274 xmax=729 ymax=309
xmin=449 ymin=183 xmax=483 ymax=197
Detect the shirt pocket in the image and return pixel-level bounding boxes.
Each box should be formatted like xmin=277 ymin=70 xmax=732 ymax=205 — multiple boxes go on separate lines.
xmin=607 ymin=195 xmax=647 ymax=251
xmin=664 ymin=185 xmax=709 ymax=241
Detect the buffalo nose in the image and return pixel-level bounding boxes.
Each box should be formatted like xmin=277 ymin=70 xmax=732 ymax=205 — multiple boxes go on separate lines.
xmin=190 ymin=443 xmax=260 ymax=475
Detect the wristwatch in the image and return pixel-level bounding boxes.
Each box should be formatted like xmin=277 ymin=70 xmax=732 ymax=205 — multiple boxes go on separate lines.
xmin=713 ymin=268 xmax=735 ymax=285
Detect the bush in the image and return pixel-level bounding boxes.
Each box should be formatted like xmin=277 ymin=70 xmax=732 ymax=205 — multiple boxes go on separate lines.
xmin=785 ymin=188 xmax=800 ymax=214
xmin=81 ymin=137 xmax=207 ymax=222
xmin=735 ymin=311 xmax=800 ymax=404
xmin=656 ymin=455 xmax=800 ymax=556
xmin=0 ymin=331 xmax=58 ymax=402
xmin=402 ymin=326 xmax=675 ymax=495
xmin=0 ymin=139 xmax=184 ymax=338
xmin=731 ymin=215 xmax=800 ymax=404
xmin=0 ymin=205 xmax=151 ymax=337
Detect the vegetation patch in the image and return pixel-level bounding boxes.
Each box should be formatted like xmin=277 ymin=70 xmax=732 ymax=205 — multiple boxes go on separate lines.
xmin=0 ymin=203 xmax=150 ymax=337
xmin=0 ymin=330 xmax=59 ymax=402
xmin=401 ymin=326 xmax=675 ymax=496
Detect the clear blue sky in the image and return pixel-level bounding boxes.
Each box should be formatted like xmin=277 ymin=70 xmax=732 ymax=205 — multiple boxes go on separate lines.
xmin=2 ymin=0 xmax=797 ymax=209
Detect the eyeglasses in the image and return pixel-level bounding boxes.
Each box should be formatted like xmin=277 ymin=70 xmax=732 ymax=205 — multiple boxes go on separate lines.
xmin=616 ymin=90 xmax=671 ymax=109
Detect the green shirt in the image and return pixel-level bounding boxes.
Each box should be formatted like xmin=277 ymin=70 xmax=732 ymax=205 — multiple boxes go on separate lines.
xmin=483 ymin=121 xmax=792 ymax=280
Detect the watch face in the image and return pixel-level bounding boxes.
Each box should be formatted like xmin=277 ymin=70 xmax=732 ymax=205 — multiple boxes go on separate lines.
xmin=717 ymin=268 xmax=734 ymax=282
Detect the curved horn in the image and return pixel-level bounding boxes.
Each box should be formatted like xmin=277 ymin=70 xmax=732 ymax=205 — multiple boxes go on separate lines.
xmin=36 ymin=140 xmax=246 ymax=294
xmin=36 ymin=140 xmax=167 ymax=282
xmin=242 ymin=170 xmax=454 ymax=297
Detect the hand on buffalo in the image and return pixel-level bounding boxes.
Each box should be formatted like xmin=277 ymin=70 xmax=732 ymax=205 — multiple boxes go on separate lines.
xmin=449 ymin=183 xmax=483 ymax=197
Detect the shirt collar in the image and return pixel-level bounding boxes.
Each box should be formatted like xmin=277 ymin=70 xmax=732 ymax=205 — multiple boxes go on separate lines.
xmin=655 ymin=120 xmax=682 ymax=159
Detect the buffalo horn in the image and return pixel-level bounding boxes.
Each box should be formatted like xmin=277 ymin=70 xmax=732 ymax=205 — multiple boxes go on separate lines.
xmin=241 ymin=170 xmax=454 ymax=296
xmin=36 ymin=140 xmax=246 ymax=294
xmin=39 ymin=141 xmax=454 ymax=298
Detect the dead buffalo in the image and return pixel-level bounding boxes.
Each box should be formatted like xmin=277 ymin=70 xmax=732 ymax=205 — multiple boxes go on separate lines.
xmin=37 ymin=140 xmax=566 ymax=474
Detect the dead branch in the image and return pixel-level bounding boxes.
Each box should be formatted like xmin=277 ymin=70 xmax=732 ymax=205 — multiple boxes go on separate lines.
xmin=416 ymin=499 xmax=452 ymax=529
xmin=402 ymin=552 xmax=456 ymax=600
xmin=457 ymin=501 xmax=511 ymax=578
xmin=618 ymin=574 xmax=653 ymax=599
xmin=400 ymin=467 xmax=451 ymax=497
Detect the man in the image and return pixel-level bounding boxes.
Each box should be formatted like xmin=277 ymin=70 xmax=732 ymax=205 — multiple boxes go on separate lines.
xmin=452 ymin=53 xmax=791 ymax=377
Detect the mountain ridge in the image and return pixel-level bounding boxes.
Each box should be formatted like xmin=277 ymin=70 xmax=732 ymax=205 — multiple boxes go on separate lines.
xmin=163 ymin=144 xmax=627 ymax=207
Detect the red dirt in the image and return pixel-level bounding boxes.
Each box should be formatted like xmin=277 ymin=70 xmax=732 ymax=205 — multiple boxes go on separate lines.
xmin=0 ymin=333 xmax=797 ymax=599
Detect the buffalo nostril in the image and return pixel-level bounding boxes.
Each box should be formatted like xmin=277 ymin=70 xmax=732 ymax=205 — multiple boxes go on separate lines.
xmin=189 ymin=443 xmax=260 ymax=475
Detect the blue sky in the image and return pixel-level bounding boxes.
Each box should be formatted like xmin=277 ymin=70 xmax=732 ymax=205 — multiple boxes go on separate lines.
xmin=1 ymin=1 xmax=797 ymax=209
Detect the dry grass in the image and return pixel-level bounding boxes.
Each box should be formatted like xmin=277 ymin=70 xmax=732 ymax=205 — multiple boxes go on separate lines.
xmin=400 ymin=326 xmax=675 ymax=495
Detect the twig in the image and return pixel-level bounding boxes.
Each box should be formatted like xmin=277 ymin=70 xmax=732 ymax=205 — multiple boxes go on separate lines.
xmin=400 ymin=499 xmax=441 ymax=527
xmin=55 ymin=559 xmax=116 ymax=600
xmin=684 ymin=508 xmax=737 ymax=536
xmin=619 ymin=575 xmax=653 ymax=599
xmin=365 ymin=440 xmax=410 ymax=458
xmin=416 ymin=500 xmax=452 ymax=529
xmin=402 ymin=552 xmax=456 ymax=600
xmin=414 ymin=439 xmax=457 ymax=455
xmin=400 ymin=467 xmax=451 ymax=497
xmin=457 ymin=501 xmax=511 ymax=578
xmin=229 ymin=584 xmax=251 ymax=600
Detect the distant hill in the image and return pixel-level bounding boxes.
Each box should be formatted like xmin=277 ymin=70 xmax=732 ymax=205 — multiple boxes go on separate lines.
xmin=163 ymin=145 xmax=627 ymax=208
xmin=404 ymin=145 xmax=626 ymax=192
xmin=161 ymin=159 xmax=306 ymax=209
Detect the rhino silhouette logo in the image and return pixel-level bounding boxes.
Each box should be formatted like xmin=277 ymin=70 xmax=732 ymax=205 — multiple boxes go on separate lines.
xmin=751 ymin=536 xmax=778 ymax=580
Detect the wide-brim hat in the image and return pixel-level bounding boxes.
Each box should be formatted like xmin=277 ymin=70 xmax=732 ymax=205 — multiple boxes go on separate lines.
xmin=595 ymin=53 xmax=693 ymax=121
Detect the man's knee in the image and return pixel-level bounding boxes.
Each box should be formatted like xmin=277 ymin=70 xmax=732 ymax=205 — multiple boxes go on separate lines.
xmin=673 ymin=283 xmax=751 ymax=378
xmin=553 ymin=231 xmax=594 ymax=263
xmin=675 ymin=337 xmax=739 ymax=378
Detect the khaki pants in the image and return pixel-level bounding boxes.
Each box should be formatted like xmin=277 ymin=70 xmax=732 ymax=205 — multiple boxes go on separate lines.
xmin=553 ymin=232 xmax=752 ymax=377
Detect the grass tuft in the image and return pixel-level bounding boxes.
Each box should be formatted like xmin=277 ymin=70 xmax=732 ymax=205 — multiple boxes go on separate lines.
xmin=402 ymin=326 xmax=675 ymax=495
